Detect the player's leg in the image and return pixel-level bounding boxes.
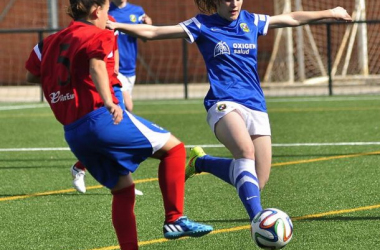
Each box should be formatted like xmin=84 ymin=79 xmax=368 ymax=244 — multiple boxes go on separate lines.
xmin=125 ymin=75 xmax=135 ymax=112
xmin=151 ymin=135 xmax=213 ymax=239
xmin=187 ymin=103 xmax=262 ymax=221
xmin=118 ymin=73 xmax=135 ymax=112
xmin=251 ymin=135 xmax=272 ymax=190
xmin=214 ymin=111 xmax=262 ymax=220
xmin=65 ymin=108 xmax=140 ymax=250
xmin=122 ymin=90 xmax=133 ymax=112
xmin=111 ymin=174 xmax=138 ymax=250
xmin=152 ymin=135 xmax=184 ymax=223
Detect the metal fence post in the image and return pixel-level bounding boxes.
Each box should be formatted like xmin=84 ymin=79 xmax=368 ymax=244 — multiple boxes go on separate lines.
xmin=182 ymin=39 xmax=188 ymax=99
xmin=38 ymin=31 xmax=44 ymax=102
xmin=326 ymin=23 xmax=333 ymax=96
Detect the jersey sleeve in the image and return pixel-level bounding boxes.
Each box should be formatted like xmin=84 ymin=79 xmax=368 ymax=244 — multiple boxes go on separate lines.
xmin=137 ymin=6 xmax=146 ymax=24
xmin=179 ymin=15 xmax=203 ymax=44
xmin=87 ymin=30 xmax=114 ymax=61
xmin=252 ymin=13 xmax=270 ymax=37
xmin=25 ymin=42 xmax=43 ymax=77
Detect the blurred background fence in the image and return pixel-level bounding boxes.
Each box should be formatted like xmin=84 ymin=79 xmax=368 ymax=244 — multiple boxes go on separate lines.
xmin=1 ymin=0 xmax=380 ymax=102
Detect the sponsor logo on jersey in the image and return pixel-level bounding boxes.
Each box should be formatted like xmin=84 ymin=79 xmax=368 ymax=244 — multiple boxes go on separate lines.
xmin=130 ymin=14 xmax=137 ymax=23
xmin=214 ymin=41 xmax=230 ymax=57
xmin=240 ymin=23 xmax=250 ymax=32
xmin=232 ymin=43 xmax=256 ymax=55
xmin=49 ymin=91 xmax=75 ymax=104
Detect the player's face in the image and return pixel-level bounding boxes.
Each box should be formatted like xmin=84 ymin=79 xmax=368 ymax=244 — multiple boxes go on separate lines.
xmin=217 ymin=0 xmax=243 ymax=21
xmin=97 ymin=0 xmax=110 ymax=29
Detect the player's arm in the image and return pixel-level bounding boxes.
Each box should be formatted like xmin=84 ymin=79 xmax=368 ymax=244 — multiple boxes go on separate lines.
xmin=89 ymin=58 xmax=123 ymax=124
xmin=114 ymin=48 xmax=119 ymax=75
xmin=107 ymin=21 xmax=188 ymax=40
xmin=25 ymin=46 xmax=42 ymax=84
xmin=269 ymin=6 xmax=352 ymax=29
xmin=26 ymin=71 xmax=41 ymax=83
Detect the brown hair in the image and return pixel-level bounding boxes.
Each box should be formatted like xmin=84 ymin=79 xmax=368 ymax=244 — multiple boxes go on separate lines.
xmin=194 ymin=0 xmax=221 ymax=14
xmin=67 ymin=0 xmax=107 ymax=20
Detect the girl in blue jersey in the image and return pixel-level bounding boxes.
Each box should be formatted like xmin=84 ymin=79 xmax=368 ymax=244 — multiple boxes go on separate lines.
xmin=107 ymin=0 xmax=352 ymax=222
xmin=109 ymin=0 xmax=153 ymax=112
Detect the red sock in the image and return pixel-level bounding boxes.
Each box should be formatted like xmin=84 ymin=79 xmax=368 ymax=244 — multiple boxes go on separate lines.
xmin=158 ymin=143 xmax=185 ymax=223
xmin=74 ymin=161 xmax=86 ymax=171
xmin=111 ymin=184 xmax=138 ymax=250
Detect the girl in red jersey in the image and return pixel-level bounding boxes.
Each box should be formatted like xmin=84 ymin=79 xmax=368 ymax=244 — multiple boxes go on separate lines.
xmin=25 ymin=0 xmax=212 ymax=249
xmin=69 ymin=14 xmax=144 ymax=196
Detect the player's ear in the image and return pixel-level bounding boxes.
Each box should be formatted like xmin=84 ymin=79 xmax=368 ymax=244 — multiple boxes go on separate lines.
xmin=90 ymin=5 xmax=101 ymax=19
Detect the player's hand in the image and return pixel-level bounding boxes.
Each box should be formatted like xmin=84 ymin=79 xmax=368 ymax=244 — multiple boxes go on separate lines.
xmin=106 ymin=20 xmax=117 ymax=30
xmin=105 ymin=103 xmax=123 ymax=125
xmin=330 ymin=7 xmax=352 ymax=21
xmin=142 ymin=14 xmax=152 ymax=25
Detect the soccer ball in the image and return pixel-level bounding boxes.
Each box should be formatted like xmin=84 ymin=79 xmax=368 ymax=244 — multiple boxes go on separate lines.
xmin=251 ymin=208 xmax=293 ymax=249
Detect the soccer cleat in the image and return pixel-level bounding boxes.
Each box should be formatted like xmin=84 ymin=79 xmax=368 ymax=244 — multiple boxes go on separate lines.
xmin=135 ymin=188 xmax=143 ymax=196
xmin=71 ymin=165 xmax=86 ymax=193
xmin=163 ymin=216 xmax=213 ymax=239
xmin=185 ymin=146 xmax=206 ymax=180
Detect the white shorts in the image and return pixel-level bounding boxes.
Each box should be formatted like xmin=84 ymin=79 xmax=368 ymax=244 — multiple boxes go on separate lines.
xmin=118 ymin=73 xmax=136 ymax=95
xmin=207 ymin=101 xmax=271 ymax=136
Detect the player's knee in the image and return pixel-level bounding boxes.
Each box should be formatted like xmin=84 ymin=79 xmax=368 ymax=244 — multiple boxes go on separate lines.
xmin=166 ymin=142 xmax=186 ymax=158
xmin=232 ymin=146 xmax=255 ymax=160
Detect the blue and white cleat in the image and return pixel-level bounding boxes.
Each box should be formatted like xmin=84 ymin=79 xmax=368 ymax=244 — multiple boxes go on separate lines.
xmin=163 ymin=216 xmax=213 ymax=239
xmin=185 ymin=146 xmax=206 ymax=181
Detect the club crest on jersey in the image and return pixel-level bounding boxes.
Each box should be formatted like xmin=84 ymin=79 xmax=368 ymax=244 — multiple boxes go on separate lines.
xmin=214 ymin=41 xmax=230 ymax=57
xmin=217 ymin=103 xmax=227 ymax=112
xmin=240 ymin=23 xmax=250 ymax=32
xmin=130 ymin=14 xmax=137 ymax=23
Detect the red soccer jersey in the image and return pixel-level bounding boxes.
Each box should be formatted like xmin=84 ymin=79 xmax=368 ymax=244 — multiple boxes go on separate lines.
xmin=107 ymin=15 xmax=122 ymax=87
xmin=25 ymin=20 xmax=118 ymax=125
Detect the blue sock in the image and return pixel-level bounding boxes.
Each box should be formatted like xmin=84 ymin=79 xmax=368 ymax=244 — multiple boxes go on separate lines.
xmin=196 ymin=155 xmax=233 ymax=185
xmin=232 ymin=159 xmax=262 ymax=221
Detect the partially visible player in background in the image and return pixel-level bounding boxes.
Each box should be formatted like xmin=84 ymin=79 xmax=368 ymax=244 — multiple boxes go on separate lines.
xmin=106 ymin=0 xmax=352 ymax=226
xmin=70 ymin=15 xmax=143 ymax=196
xmin=25 ymin=0 xmax=213 ymax=248
xmin=109 ymin=0 xmax=152 ymax=112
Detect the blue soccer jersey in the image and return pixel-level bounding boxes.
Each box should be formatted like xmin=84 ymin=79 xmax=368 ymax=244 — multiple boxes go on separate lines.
xmin=109 ymin=2 xmax=146 ymax=77
xmin=180 ymin=11 xmax=270 ymax=113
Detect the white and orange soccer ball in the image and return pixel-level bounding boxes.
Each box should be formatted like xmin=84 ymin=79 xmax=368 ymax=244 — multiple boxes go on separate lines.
xmin=251 ymin=208 xmax=293 ymax=249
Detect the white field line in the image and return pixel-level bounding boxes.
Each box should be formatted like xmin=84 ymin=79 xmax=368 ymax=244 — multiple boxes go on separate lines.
xmin=0 ymin=103 xmax=49 ymax=111
xmin=1 ymin=142 xmax=380 ymax=152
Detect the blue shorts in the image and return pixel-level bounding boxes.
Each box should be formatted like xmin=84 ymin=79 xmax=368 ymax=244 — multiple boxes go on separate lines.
xmin=64 ymin=107 xmax=171 ymax=189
